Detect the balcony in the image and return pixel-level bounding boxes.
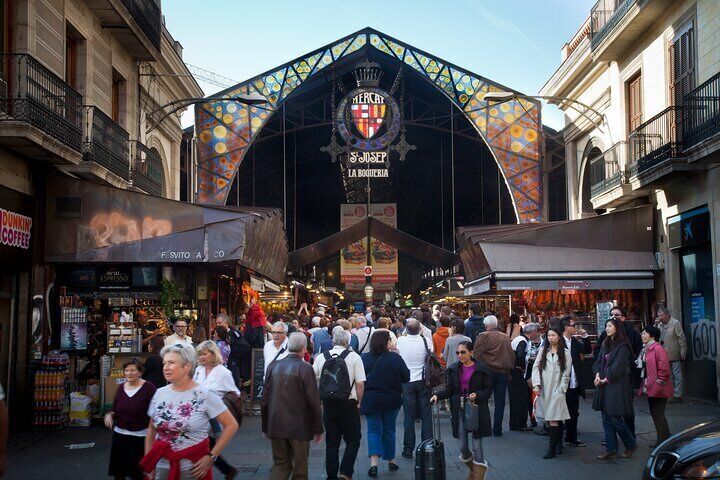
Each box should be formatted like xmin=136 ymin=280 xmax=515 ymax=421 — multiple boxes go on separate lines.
xmin=590 ymin=0 xmax=675 ymax=61
xmin=60 ymin=106 xmax=130 ymax=187
xmin=627 ymin=106 xmax=704 ymax=187
xmin=131 ymin=142 xmax=165 ymax=197
xmin=589 ymin=141 xmax=639 ymax=209
xmin=0 ymin=54 xmax=83 ymax=164
xmin=682 ymin=71 xmax=720 ymax=163
xmin=84 ymin=0 xmax=161 ymax=60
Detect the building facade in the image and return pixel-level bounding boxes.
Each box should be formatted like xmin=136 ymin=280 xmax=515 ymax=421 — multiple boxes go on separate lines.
xmin=0 ymin=0 xmax=201 ymax=426
xmin=542 ymin=0 xmax=720 ymax=400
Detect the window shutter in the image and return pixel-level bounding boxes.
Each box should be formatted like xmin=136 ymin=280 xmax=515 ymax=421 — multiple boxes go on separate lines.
xmin=628 ymin=73 xmax=643 ymax=132
xmin=670 ymin=26 xmax=695 ymax=106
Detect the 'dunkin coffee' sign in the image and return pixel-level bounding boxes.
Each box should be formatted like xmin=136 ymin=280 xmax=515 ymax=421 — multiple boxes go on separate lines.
xmin=0 ymin=185 xmax=33 ymax=267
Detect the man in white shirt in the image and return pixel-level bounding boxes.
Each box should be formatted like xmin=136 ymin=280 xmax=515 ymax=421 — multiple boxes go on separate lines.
xmin=263 ymin=321 xmax=289 ymax=378
xmin=313 ymin=326 xmax=366 ymax=480
xmin=354 ymin=316 xmax=374 ymax=354
xmin=396 ymin=318 xmax=433 ymax=458
xmin=164 ymin=318 xmax=194 ymax=346
xmin=559 ymin=316 xmax=592 ymax=447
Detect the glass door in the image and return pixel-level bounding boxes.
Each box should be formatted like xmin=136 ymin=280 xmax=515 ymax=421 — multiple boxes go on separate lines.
xmin=680 ymin=245 xmax=718 ymax=400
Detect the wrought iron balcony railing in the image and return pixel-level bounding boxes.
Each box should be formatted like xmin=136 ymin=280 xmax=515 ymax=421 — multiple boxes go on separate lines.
xmin=131 ymin=141 xmax=164 ymax=196
xmin=0 ymin=53 xmax=83 ymax=150
xmin=590 ymin=0 xmax=636 ymax=49
xmin=121 ymin=0 xmax=161 ymax=50
xmin=590 ymin=141 xmax=628 ymax=198
xmin=83 ymin=106 xmax=130 ymax=180
xmin=627 ymin=106 xmax=682 ymax=177
xmin=683 ymin=70 xmax=720 ymax=150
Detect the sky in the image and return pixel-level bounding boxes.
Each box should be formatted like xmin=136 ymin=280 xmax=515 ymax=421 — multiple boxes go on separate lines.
xmin=164 ymin=0 xmax=594 ymax=130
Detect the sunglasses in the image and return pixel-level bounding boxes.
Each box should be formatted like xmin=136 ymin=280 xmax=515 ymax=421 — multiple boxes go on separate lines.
xmin=456 ymin=350 xmax=469 ymax=355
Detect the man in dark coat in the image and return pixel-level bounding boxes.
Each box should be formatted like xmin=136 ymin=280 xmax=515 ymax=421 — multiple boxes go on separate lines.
xmin=263 ymin=332 xmax=324 ymax=479
xmin=464 ymin=304 xmax=485 ymax=344
xmin=559 ymin=316 xmax=592 ymax=446
xmin=596 ymin=306 xmax=642 ymax=437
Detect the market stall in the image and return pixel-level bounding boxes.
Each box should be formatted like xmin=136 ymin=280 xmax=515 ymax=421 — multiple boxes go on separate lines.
xmin=457 ymin=205 xmax=658 ymax=389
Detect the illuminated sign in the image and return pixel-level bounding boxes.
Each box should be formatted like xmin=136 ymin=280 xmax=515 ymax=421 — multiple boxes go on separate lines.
xmin=0 ymin=208 xmax=32 ymax=249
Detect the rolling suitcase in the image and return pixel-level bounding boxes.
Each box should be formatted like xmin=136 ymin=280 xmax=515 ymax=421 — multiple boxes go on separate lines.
xmin=414 ymin=402 xmax=446 ymax=480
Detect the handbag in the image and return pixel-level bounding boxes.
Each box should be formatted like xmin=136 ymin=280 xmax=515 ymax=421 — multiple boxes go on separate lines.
xmin=222 ymin=391 xmax=244 ymax=428
xmin=463 ymin=397 xmax=480 ymax=432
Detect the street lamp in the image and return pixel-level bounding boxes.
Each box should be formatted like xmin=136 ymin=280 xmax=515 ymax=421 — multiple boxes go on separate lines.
xmin=484 ymin=91 xmax=605 ymax=129
xmin=146 ymin=93 xmax=267 ymax=133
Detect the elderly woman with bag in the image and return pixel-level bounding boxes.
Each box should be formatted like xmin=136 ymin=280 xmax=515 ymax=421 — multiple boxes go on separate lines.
xmin=592 ymin=318 xmax=637 ymax=460
xmin=531 ymin=326 xmax=570 ymax=459
xmin=143 ymin=343 xmax=238 ymax=480
xmin=431 ymin=341 xmax=493 ymax=479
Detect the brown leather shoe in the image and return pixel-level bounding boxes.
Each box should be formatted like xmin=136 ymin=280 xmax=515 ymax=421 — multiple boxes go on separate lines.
xmin=621 ymin=446 xmax=638 ymax=458
xmin=597 ymin=452 xmax=617 ymax=460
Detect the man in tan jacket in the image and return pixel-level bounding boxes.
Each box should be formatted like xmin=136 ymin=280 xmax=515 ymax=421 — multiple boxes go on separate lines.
xmin=655 ymin=307 xmax=688 ymax=403
xmin=473 ymin=315 xmax=514 ymax=436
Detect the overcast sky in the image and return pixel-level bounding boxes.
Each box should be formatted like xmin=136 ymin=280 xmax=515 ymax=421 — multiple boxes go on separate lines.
xmin=164 ymin=0 xmax=593 ymax=130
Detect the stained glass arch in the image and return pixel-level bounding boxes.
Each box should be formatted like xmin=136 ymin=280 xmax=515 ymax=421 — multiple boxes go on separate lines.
xmin=195 ymin=27 xmax=543 ymax=223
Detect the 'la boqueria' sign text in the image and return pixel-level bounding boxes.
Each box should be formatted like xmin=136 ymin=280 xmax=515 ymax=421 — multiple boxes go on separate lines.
xmin=1 ymin=208 xmax=32 ymax=249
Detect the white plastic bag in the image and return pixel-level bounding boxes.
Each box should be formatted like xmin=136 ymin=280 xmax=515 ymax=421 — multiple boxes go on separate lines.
xmin=69 ymin=392 xmax=92 ymax=427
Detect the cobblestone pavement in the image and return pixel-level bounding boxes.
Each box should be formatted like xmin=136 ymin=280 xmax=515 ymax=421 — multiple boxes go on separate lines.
xmin=7 ymin=393 xmax=720 ymax=479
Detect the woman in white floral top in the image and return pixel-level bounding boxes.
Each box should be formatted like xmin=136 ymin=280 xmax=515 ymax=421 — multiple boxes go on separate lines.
xmin=143 ymin=343 xmax=238 ymax=480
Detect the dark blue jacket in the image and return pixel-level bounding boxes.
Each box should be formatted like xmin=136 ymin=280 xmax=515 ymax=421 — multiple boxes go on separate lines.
xmin=464 ymin=315 xmax=485 ymax=343
xmin=359 ymin=351 xmax=410 ymax=415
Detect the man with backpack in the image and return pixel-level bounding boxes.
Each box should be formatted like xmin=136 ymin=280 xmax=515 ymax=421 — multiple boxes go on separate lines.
xmin=216 ymin=314 xmax=251 ymax=388
xmin=313 ymin=326 xmax=366 ymax=480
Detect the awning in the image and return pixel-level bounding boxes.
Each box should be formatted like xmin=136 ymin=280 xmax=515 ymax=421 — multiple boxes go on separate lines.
xmin=45 ymin=176 xmax=289 ymax=283
xmin=457 ymin=205 xmax=658 ymax=294
xmin=289 ymin=216 xmax=458 ymax=269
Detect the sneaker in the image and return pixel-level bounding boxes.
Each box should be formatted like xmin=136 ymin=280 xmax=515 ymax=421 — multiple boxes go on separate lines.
xmin=566 ymin=440 xmax=586 ymax=447
xmin=401 ymin=449 xmax=413 ymax=459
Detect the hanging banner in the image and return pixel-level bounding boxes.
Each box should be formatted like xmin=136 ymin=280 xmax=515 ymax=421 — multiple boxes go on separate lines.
xmin=340 ymin=204 xmax=398 ymax=283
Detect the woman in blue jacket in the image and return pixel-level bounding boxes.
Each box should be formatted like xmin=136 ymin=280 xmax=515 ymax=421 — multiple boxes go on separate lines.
xmin=360 ymin=329 xmax=410 ymax=477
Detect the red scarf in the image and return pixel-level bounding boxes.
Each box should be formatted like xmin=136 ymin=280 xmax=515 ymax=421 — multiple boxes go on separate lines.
xmin=140 ymin=437 xmax=212 ymax=480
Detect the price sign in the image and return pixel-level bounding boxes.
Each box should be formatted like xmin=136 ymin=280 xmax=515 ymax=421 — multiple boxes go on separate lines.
xmin=250 ymin=348 xmax=265 ymax=403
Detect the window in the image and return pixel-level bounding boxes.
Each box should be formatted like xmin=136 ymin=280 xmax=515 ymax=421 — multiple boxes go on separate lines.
xmin=627 ymin=72 xmax=643 ymax=132
xmin=669 ymin=23 xmax=695 ymax=107
xmin=111 ymin=69 xmax=126 ymax=124
xmin=65 ymin=34 xmax=77 ymax=89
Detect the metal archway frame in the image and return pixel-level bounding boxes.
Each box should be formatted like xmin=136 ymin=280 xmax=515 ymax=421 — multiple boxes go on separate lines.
xmin=195 ymin=27 xmax=543 ymax=223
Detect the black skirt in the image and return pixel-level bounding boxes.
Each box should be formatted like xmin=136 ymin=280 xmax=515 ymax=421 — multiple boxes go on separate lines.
xmin=108 ymin=431 xmax=145 ymax=479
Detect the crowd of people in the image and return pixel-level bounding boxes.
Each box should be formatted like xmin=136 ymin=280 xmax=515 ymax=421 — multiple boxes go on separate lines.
xmin=103 ymin=300 xmax=687 ymax=480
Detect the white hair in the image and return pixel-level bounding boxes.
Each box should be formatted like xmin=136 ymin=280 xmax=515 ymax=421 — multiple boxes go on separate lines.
xmin=483 ymin=315 xmax=498 ymax=329
xmin=311 ymin=316 xmax=321 ymax=327
xmin=331 ymin=325 xmax=350 ymax=347
xmin=160 ymin=343 xmax=197 ymax=376
xmin=273 ymin=321 xmax=289 ymax=333
xmin=287 ymin=332 xmax=308 ymax=353
xmin=523 ymin=323 xmax=539 ymax=334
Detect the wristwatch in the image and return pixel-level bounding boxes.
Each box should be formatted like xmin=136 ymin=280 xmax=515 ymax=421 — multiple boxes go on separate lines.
xmin=209 ymin=454 xmax=218 ymax=463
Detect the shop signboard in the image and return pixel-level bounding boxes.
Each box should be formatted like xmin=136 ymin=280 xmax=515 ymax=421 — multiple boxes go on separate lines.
xmin=668 ymin=206 xmax=710 ymax=249
xmin=339 ymin=204 xmax=398 ymax=283
xmin=98 ymin=267 xmax=131 ymax=290
xmin=0 ymin=185 xmax=33 ymax=267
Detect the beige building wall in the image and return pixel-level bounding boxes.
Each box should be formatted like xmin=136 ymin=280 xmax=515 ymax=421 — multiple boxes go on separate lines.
xmin=542 ymin=0 xmax=720 ymax=400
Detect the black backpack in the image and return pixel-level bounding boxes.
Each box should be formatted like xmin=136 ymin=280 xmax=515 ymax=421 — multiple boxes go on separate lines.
xmin=422 ymin=336 xmax=446 ymax=391
xmin=227 ymin=328 xmax=251 ymax=360
xmin=319 ymin=349 xmax=354 ymax=402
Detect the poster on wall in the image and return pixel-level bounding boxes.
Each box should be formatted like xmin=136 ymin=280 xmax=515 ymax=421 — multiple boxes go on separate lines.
xmin=61 ymin=307 xmax=88 ymax=350
xmin=340 ymin=204 xmax=398 ymax=283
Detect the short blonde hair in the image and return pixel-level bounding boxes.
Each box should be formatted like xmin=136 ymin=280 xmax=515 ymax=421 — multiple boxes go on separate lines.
xmin=196 ymin=340 xmax=223 ymax=366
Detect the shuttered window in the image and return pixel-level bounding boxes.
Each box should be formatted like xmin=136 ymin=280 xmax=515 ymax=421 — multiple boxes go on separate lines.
xmin=669 ymin=24 xmax=695 ymax=107
xmin=627 ymin=72 xmax=643 ymax=132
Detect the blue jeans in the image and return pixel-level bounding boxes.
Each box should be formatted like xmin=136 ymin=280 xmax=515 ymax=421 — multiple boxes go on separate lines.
xmin=402 ymin=380 xmax=432 ymax=451
xmin=366 ymin=408 xmax=400 ymax=460
xmin=602 ymin=412 xmax=637 ymax=454
xmin=490 ymin=371 xmax=508 ymax=435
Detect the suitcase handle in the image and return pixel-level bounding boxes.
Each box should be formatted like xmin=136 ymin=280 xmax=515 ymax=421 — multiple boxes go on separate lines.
xmin=431 ymin=401 xmax=442 ymax=443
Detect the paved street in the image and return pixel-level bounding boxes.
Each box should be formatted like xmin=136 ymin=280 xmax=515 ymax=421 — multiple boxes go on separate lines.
xmin=7 ymin=392 xmax=719 ymax=479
